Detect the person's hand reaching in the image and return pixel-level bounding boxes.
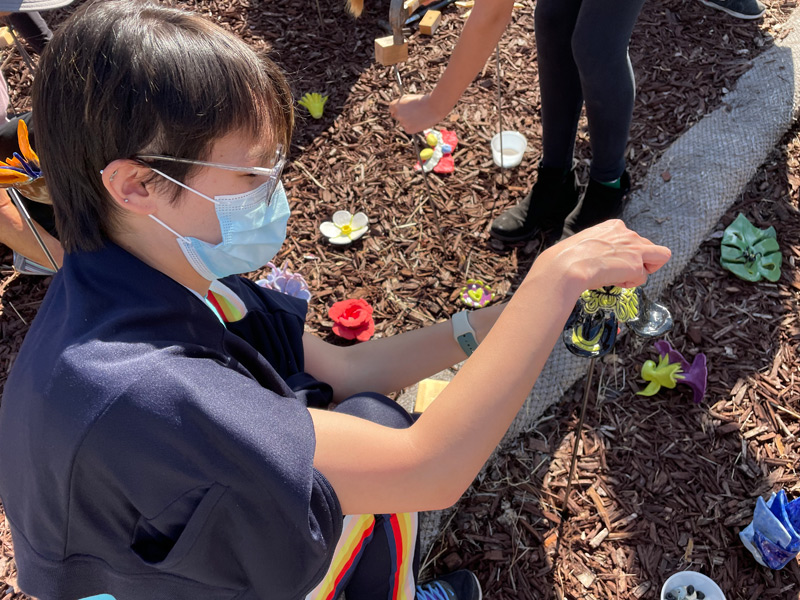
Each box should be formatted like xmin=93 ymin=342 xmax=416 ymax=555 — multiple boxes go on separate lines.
xmin=389 ymin=94 xmax=449 ymax=134
xmin=533 ymin=220 xmax=672 ymax=295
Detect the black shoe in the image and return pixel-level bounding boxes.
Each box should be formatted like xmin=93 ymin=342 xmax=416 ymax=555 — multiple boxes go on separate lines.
xmin=562 ymin=170 xmax=631 ymax=238
xmin=490 ymin=164 xmax=580 ymax=243
xmin=415 ymin=570 xmax=482 ymax=600
xmin=698 ymin=0 xmax=765 ymax=19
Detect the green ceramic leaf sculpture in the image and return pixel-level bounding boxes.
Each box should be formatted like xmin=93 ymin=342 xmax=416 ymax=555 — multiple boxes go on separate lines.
xmin=720 ymin=213 xmax=782 ymax=282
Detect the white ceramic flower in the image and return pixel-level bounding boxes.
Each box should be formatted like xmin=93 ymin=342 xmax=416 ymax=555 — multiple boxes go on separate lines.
xmin=420 ymin=129 xmax=444 ymax=172
xmin=320 ymin=210 xmax=369 ymax=245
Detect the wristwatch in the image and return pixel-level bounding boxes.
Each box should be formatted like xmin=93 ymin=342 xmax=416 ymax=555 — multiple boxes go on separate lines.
xmin=451 ymin=310 xmax=479 ymax=357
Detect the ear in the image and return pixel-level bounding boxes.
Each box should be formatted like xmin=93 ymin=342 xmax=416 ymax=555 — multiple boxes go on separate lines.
xmin=100 ymin=159 xmax=157 ymax=215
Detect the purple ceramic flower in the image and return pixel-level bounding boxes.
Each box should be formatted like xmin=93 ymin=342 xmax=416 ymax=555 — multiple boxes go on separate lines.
xmin=459 ymin=279 xmax=494 ymax=308
xmin=651 ymin=340 xmax=707 ymax=404
xmin=257 ymin=261 xmax=312 ymax=303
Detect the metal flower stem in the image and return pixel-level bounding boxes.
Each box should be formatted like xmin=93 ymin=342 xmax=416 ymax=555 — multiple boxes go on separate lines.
xmin=496 ymin=43 xmax=505 ymax=187
xmin=7 ymin=187 xmax=59 ymax=272
xmin=392 ymin=65 xmax=443 ymax=233
xmin=489 ymin=43 xmax=505 ymax=224
xmin=560 ymin=356 xmax=596 ymax=518
xmin=9 ymin=26 xmax=37 ymax=76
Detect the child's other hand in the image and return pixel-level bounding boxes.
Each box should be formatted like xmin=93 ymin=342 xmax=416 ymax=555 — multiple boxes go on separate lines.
xmin=389 ymin=94 xmax=447 ymax=134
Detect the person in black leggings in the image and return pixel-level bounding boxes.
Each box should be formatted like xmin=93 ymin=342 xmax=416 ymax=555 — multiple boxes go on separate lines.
xmin=385 ymin=0 xmax=648 ymax=244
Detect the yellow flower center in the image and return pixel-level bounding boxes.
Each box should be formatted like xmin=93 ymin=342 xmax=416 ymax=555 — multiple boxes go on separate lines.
xmin=340 ymin=224 xmax=353 ymax=235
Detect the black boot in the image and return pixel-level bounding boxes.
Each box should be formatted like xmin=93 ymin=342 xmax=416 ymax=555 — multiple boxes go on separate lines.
xmin=489 ymin=164 xmax=580 ymax=243
xmin=562 ymin=170 xmax=631 ymax=237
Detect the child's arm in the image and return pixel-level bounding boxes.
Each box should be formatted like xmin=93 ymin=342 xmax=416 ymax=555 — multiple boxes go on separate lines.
xmin=389 ymin=0 xmax=516 ymax=133
xmin=309 ymin=221 xmax=671 ymax=515
xmin=302 ymin=302 xmax=504 ymax=403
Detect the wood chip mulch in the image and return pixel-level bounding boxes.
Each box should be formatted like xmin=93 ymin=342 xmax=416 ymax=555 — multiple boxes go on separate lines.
xmin=424 ymin=125 xmax=800 ymax=600
xmin=1 ymin=0 xmax=799 ymax=598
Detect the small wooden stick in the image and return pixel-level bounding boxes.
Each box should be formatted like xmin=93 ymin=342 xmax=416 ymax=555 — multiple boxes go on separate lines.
xmin=419 ymin=9 xmax=441 ymax=35
xmin=375 ymin=36 xmax=408 ymax=66
xmin=376 ymin=0 xmax=410 ymax=66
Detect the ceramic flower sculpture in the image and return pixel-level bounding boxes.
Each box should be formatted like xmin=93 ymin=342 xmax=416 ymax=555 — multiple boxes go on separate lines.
xmin=0 ymin=119 xmax=50 ymax=204
xmin=414 ymin=129 xmax=458 ymax=174
xmin=298 ymin=93 xmax=329 ymax=119
xmin=740 ymin=490 xmax=800 ymax=569
xmin=720 ymin=213 xmax=782 ymax=282
xmin=458 ymin=279 xmax=494 ymax=308
xmin=329 ymin=299 xmax=375 ymax=341
xmin=256 ymin=261 xmax=312 ymax=302
xmin=320 ymin=210 xmax=369 ymax=245
xmin=563 ymin=286 xmax=673 ymax=358
xmin=637 ymin=340 xmax=707 ymax=404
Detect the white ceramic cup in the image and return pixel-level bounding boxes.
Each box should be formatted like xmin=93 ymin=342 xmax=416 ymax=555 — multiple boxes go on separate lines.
xmin=491 ymin=130 xmax=527 ymax=168
xmin=661 ymin=571 xmax=726 ymax=600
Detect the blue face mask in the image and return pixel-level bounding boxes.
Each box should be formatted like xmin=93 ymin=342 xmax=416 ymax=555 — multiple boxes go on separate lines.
xmin=148 ymin=171 xmax=290 ymax=281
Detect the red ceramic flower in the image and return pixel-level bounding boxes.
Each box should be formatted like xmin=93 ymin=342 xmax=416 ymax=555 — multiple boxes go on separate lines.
xmin=328 ymin=299 xmax=375 ymax=341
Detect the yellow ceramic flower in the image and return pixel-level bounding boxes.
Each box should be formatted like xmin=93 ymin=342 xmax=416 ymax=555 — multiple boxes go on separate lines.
xmin=637 ymin=354 xmax=684 ymax=396
xmin=579 ymin=287 xmax=639 ymax=322
xmin=298 ymin=93 xmax=329 ymax=119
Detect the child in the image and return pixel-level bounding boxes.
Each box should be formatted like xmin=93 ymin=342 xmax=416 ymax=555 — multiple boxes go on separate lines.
xmin=385 ymin=0 xmax=646 ymax=244
xmin=0 ymin=2 xmax=670 ymax=599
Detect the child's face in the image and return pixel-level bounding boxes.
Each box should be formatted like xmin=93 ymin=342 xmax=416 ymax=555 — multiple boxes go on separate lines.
xmin=152 ymin=131 xmax=280 ymax=246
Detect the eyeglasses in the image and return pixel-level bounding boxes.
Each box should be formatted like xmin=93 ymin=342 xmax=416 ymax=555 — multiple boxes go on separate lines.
xmin=137 ymin=144 xmax=286 ymax=184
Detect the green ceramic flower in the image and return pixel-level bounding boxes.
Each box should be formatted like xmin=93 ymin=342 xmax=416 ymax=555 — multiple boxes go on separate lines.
xmin=720 ymin=213 xmax=782 ymax=282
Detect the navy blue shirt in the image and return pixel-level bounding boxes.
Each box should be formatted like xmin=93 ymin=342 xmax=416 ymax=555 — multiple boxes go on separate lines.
xmin=0 ymin=243 xmax=342 ymax=600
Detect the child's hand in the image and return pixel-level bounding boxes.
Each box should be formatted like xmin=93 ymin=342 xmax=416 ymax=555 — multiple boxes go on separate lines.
xmin=389 ymin=94 xmax=448 ymax=134
xmin=534 ymin=220 xmax=672 ymax=295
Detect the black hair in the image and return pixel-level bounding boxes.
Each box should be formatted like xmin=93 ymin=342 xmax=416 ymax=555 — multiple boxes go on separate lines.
xmin=33 ymin=0 xmax=293 ymax=252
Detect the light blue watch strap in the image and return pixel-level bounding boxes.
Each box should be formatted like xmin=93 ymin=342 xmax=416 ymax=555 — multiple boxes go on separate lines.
xmin=452 ymin=310 xmax=479 ymax=357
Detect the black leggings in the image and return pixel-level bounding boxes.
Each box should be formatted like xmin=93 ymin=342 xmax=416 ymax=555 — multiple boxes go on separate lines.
xmin=535 ymin=0 xmax=646 ymax=182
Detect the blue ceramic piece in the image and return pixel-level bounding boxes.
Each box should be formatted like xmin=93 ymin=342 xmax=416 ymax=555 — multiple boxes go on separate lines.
xmin=755 ymin=495 xmax=794 ymax=548
xmin=740 ymin=491 xmax=800 ymax=569
xmin=753 ymin=530 xmax=798 ymax=570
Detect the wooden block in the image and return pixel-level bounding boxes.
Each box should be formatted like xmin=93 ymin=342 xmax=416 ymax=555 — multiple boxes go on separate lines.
xmin=403 ymin=0 xmax=420 ymax=17
xmin=414 ymin=378 xmax=449 ymax=413
xmin=419 ymin=9 xmax=441 ymax=35
xmin=374 ymin=35 xmax=408 ymax=66
xmin=0 ymin=27 xmax=13 ymax=49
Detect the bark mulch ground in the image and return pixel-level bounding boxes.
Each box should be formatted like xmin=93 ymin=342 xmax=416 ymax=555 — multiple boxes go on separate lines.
xmin=423 ymin=128 xmax=800 ymax=599
xmin=1 ymin=0 xmax=799 ymax=598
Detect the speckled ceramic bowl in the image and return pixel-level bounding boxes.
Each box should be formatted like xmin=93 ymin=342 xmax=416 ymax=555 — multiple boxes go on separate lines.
xmin=661 ymin=571 xmax=725 ymax=600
